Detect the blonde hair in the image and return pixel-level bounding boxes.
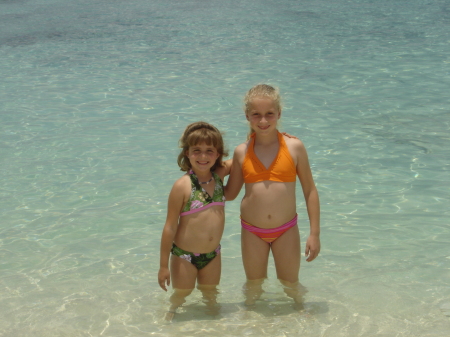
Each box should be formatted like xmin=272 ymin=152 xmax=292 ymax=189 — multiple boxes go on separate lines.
xmin=177 ymin=121 xmax=228 ymax=172
xmin=244 ymin=84 xmax=282 ymax=136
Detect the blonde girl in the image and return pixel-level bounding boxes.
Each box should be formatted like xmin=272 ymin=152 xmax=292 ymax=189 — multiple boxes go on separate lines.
xmin=225 ymin=84 xmax=320 ymax=305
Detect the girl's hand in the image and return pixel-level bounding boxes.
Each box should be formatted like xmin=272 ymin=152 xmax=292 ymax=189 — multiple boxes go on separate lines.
xmin=281 ymin=132 xmax=298 ymax=139
xmin=305 ymin=235 xmax=320 ymax=262
xmin=158 ymin=267 xmax=171 ymax=291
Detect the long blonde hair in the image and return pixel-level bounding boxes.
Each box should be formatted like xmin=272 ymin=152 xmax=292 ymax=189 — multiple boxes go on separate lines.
xmin=244 ymin=84 xmax=282 ymax=136
xmin=177 ymin=121 xmax=228 ymax=172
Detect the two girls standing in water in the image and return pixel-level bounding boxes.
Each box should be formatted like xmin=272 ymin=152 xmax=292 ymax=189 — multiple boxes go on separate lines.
xmin=159 ymin=84 xmax=320 ymax=316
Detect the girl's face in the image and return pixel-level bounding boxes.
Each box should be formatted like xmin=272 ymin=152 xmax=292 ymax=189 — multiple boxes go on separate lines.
xmin=186 ymin=142 xmax=219 ymax=173
xmin=246 ymin=97 xmax=281 ymax=134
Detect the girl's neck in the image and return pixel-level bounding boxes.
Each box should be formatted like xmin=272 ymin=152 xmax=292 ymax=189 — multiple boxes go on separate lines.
xmin=191 ymin=169 xmax=213 ymax=182
xmin=253 ymin=129 xmax=279 ymax=146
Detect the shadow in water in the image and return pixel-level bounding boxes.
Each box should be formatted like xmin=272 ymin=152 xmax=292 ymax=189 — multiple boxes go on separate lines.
xmin=159 ymin=299 xmax=329 ymax=323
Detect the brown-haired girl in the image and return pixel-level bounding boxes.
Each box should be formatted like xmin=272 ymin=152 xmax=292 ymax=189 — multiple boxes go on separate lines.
xmin=158 ymin=121 xmax=231 ymax=319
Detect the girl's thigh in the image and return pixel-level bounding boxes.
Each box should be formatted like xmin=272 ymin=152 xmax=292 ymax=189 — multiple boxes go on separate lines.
xmin=170 ymin=255 xmax=198 ymax=289
xmin=241 ymin=227 xmax=271 ymax=280
xmin=197 ymin=254 xmax=221 ymax=286
xmin=271 ymin=225 xmax=300 ymax=283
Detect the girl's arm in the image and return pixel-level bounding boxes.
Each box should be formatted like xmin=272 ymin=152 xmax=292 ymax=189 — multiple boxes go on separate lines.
xmin=215 ymin=158 xmax=233 ymax=181
xmin=295 ymin=140 xmax=321 ymax=262
xmin=158 ymin=178 xmax=187 ymax=291
xmin=224 ymin=144 xmax=245 ymax=201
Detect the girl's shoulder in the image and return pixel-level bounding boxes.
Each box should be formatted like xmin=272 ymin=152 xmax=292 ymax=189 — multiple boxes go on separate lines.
xmin=283 ymin=133 xmax=305 ymax=148
xmin=234 ymin=140 xmax=250 ymax=154
xmin=172 ymin=172 xmax=192 ymax=190
xmin=167 ymin=173 xmax=192 ymax=208
xmin=283 ymin=135 xmax=309 ymax=164
xmin=231 ymin=142 xmax=249 ymax=165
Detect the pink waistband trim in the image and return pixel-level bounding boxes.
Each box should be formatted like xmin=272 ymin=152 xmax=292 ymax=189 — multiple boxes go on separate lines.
xmin=180 ymin=202 xmax=225 ymax=216
xmin=241 ymin=214 xmax=298 ymax=233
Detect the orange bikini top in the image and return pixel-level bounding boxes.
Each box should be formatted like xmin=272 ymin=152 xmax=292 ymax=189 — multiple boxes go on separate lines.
xmin=243 ymin=132 xmax=297 ymax=183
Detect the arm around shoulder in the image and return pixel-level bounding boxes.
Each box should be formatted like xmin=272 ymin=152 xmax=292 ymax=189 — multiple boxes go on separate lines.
xmin=215 ymin=158 xmax=233 ymax=181
xmin=224 ymin=143 xmax=246 ymax=201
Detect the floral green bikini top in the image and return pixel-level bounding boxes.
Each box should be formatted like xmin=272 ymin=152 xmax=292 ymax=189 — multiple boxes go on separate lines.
xmin=180 ymin=170 xmax=226 ymax=216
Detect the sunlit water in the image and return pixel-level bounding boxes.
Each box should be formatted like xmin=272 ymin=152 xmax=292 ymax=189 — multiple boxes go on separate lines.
xmin=1 ymin=0 xmax=449 ymax=336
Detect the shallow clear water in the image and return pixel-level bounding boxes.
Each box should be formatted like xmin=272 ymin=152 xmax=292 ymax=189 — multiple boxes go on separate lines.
xmin=1 ymin=0 xmax=449 ymax=336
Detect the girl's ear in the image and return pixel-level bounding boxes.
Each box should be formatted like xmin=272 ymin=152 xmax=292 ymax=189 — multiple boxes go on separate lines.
xmin=278 ymin=110 xmax=282 ymax=119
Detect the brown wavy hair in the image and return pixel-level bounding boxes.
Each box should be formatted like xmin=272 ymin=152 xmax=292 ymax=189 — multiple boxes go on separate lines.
xmin=177 ymin=121 xmax=228 ymax=172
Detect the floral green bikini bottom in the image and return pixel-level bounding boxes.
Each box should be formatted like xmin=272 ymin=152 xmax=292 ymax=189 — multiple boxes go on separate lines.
xmin=171 ymin=243 xmax=221 ymax=270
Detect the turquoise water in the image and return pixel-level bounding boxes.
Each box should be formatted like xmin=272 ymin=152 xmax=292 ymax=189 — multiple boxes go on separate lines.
xmin=1 ymin=0 xmax=449 ymax=335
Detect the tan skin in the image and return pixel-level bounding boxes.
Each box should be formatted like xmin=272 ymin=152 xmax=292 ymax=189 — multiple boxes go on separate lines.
xmin=158 ymin=143 xmax=231 ymax=317
xmin=225 ymin=97 xmax=320 ymax=304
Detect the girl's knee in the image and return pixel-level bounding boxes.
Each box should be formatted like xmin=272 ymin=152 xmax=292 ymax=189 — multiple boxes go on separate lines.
xmin=169 ymin=288 xmax=194 ymax=303
xmin=167 ymin=288 xmax=194 ymax=319
xmin=277 ymin=270 xmax=299 ymax=283
xmin=197 ymin=284 xmax=219 ymax=296
xmin=278 ymin=279 xmax=308 ymax=303
xmin=197 ymin=284 xmax=220 ymax=310
xmin=243 ymin=278 xmax=266 ymax=306
xmin=197 ymin=284 xmax=218 ymax=290
xmin=278 ymin=279 xmax=303 ymax=289
xmin=243 ymin=278 xmax=265 ymax=294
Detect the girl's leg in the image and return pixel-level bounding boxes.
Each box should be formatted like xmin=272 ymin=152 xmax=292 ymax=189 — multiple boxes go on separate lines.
xmin=197 ymin=253 xmax=221 ymax=285
xmin=167 ymin=254 xmax=197 ymax=319
xmin=241 ymin=227 xmax=271 ymax=305
xmin=166 ymin=289 xmax=193 ymax=321
xmin=271 ymin=225 xmax=304 ymax=303
xmin=242 ymin=278 xmax=265 ymax=306
xmin=197 ymin=254 xmax=221 ymax=315
xmin=279 ymin=279 xmax=308 ymax=308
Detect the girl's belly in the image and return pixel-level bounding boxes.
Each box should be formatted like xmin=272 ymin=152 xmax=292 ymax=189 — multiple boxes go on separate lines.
xmin=240 ymin=181 xmax=297 ymax=228
xmin=175 ymin=207 xmax=224 ymax=253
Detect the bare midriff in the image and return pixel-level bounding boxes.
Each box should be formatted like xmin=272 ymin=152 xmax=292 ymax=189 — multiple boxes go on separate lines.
xmin=241 ymin=180 xmax=297 ymax=228
xmin=174 ymin=206 xmax=224 ymax=253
